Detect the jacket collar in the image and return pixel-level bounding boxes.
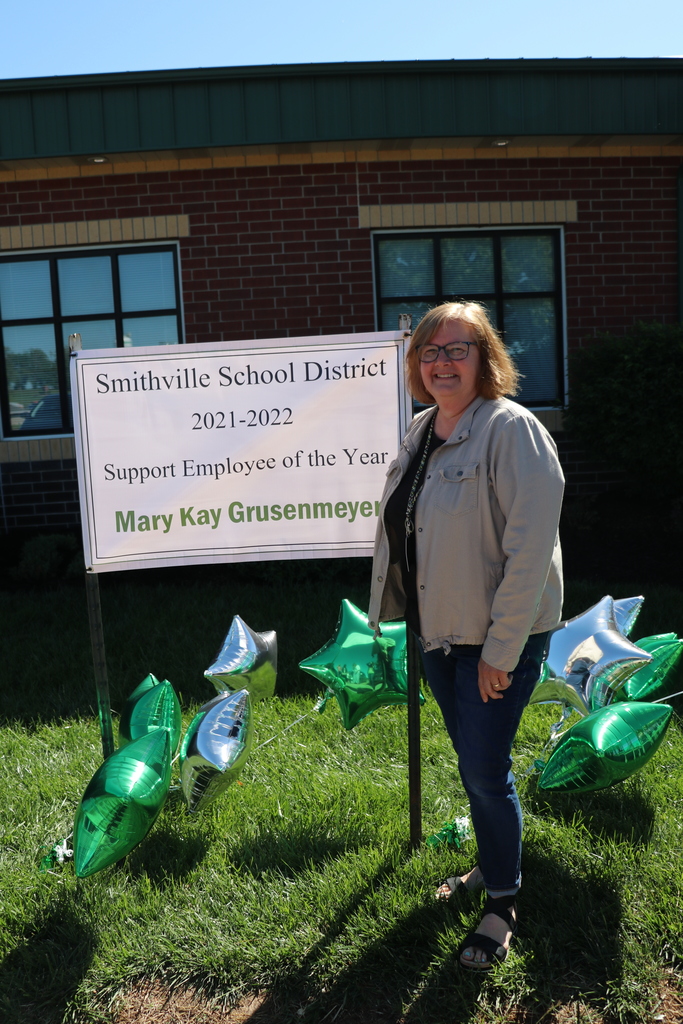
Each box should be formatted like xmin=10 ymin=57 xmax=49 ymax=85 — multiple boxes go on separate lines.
xmin=443 ymin=395 xmax=486 ymax=443
xmin=409 ymin=395 xmax=487 ymax=447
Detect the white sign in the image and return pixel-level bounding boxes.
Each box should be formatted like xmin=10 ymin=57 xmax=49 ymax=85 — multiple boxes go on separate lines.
xmin=71 ymin=332 xmax=411 ymax=573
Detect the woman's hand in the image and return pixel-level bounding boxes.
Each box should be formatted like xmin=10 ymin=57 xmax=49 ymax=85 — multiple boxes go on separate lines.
xmin=477 ymin=658 xmax=512 ymax=702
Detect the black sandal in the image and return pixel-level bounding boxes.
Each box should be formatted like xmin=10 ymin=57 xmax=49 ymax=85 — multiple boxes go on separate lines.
xmin=458 ymin=894 xmax=517 ymax=971
xmin=435 ymin=865 xmax=485 ymax=900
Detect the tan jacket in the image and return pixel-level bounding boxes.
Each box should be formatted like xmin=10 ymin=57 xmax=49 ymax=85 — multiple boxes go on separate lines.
xmin=368 ymin=396 xmax=564 ymax=672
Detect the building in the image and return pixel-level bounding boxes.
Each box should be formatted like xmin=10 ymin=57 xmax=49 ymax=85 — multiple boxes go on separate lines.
xmin=1 ymin=58 xmax=682 ymax=531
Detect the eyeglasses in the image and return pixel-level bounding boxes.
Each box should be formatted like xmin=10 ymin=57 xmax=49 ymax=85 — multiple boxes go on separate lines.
xmin=416 ymin=341 xmax=478 ymax=363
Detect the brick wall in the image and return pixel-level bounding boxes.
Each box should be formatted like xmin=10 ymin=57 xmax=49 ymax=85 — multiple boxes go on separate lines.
xmin=359 ymin=157 xmax=681 ymax=346
xmin=1 ymin=155 xmax=680 ymax=349
xmin=553 ymin=434 xmax=623 ymax=499
xmin=0 ymin=155 xmax=678 ymax=531
xmin=0 ymin=458 xmax=79 ymax=531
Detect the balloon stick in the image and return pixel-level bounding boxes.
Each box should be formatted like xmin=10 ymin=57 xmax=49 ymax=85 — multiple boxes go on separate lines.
xmin=652 ymin=689 xmax=683 ymax=703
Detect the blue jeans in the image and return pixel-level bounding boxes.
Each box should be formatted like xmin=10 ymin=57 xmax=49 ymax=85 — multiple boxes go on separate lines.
xmin=420 ymin=632 xmax=548 ymax=897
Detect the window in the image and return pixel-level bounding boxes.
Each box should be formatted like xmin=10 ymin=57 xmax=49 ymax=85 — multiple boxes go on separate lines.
xmin=374 ymin=230 xmax=564 ymax=406
xmin=0 ymin=244 xmax=183 ymax=437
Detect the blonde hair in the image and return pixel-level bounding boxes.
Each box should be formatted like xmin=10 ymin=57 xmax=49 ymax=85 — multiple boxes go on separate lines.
xmin=405 ymin=301 xmax=519 ymax=404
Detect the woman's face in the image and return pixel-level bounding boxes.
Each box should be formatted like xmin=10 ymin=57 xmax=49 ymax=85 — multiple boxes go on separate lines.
xmin=418 ymin=319 xmax=482 ymax=410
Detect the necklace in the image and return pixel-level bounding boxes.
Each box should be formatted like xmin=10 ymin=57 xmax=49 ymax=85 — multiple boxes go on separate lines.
xmin=404 ymin=412 xmax=435 ymax=539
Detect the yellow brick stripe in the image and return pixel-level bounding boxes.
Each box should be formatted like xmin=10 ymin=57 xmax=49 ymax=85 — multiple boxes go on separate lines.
xmin=358 ymin=200 xmax=578 ymax=229
xmin=0 ymin=215 xmax=190 ymax=251
xmin=0 ymin=437 xmax=75 ymax=463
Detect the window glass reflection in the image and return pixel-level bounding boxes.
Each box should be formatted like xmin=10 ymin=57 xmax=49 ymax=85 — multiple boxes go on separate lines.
xmin=119 ymin=251 xmax=176 ymax=311
xmin=380 ymin=302 xmax=433 ymax=331
xmin=58 ymin=256 xmax=114 ymax=315
xmin=0 ymin=261 xmax=53 ymax=319
xmin=3 ymin=324 xmax=61 ymax=430
xmin=441 ymin=237 xmax=494 ymax=295
xmin=501 ymin=236 xmax=554 ymax=293
xmin=503 ymin=298 xmax=558 ymax=403
xmin=122 ymin=316 xmax=179 ymax=347
xmin=379 ymin=239 xmax=434 ymax=298
xmin=62 ymin=321 xmax=117 ymax=350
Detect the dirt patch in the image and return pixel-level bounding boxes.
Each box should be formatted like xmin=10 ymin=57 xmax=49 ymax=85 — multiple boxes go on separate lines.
xmin=639 ymin=972 xmax=683 ymax=1024
xmin=468 ymin=973 xmax=683 ymax=1024
xmin=112 ymin=986 xmax=389 ymax=1024
xmin=114 ymin=971 xmax=683 ymax=1024
xmin=113 ymin=983 xmax=270 ymax=1024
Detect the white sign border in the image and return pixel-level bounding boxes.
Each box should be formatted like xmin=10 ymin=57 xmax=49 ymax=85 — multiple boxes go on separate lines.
xmin=71 ymin=331 xmax=412 ymax=573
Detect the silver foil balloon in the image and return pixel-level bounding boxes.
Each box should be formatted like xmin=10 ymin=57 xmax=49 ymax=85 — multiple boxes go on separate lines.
xmin=613 ymin=595 xmax=644 ymax=637
xmin=179 ymin=689 xmax=253 ymax=812
xmin=530 ymin=595 xmax=653 ymax=716
xmin=204 ymin=615 xmax=277 ymax=701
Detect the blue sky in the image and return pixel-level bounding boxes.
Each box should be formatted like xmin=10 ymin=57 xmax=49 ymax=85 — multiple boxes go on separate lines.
xmin=2 ymin=0 xmax=682 ymax=80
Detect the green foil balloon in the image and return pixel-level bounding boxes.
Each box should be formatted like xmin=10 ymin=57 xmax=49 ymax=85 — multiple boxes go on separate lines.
xmin=538 ymin=701 xmax=673 ymax=793
xmin=299 ymin=599 xmax=417 ymax=729
xmin=73 ymin=728 xmax=172 ymax=878
xmin=118 ymin=674 xmax=182 ymax=754
xmin=614 ymin=635 xmax=682 ymax=703
xmin=633 ymin=632 xmax=678 ymax=645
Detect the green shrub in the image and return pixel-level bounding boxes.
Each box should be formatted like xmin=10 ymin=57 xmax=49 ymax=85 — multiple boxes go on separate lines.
xmin=8 ymin=532 xmax=84 ymax=583
xmin=565 ymin=323 xmax=683 ymax=497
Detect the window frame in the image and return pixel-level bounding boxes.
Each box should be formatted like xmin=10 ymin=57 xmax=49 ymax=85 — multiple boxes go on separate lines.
xmin=0 ymin=241 xmax=184 ymax=439
xmin=372 ymin=225 xmax=566 ymax=408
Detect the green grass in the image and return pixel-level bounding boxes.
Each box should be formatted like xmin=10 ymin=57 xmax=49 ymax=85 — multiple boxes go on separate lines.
xmin=1 ymin=567 xmax=682 ymax=1023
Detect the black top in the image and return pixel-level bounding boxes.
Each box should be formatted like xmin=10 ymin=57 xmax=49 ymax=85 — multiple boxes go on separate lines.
xmin=384 ymin=413 xmax=445 ymax=635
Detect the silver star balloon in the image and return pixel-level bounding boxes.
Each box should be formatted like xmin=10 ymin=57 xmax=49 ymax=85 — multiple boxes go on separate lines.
xmin=204 ymin=615 xmax=277 ymax=701
xmin=530 ymin=595 xmax=653 ymax=716
xmin=613 ymin=595 xmax=644 ymax=637
xmin=179 ymin=689 xmax=253 ymax=813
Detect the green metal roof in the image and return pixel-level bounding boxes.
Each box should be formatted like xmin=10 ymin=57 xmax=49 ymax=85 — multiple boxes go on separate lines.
xmin=1 ymin=58 xmax=682 ymax=162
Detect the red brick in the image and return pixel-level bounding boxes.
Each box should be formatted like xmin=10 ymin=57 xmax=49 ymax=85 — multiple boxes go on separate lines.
xmin=0 ymin=154 xmax=677 ymax=353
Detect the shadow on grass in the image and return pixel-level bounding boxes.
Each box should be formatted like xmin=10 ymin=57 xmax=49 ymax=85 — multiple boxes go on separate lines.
xmin=0 ymin=897 xmax=96 ymax=1024
xmin=222 ymin=847 xmax=462 ymax=1023
xmin=125 ymin=815 xmax=369 ymax=887
xmin=512 ymin=850 xmax=625 ymax=1016
xmin=3 ymin=571 xmax=680 ymax=730
xmin=126 ymin=828 xmax=210 ymax=883
xmin=0 ymin=566 xmax=372 ymax=728
xmin=526 ymin=779 xmax=657 ymax=846
xmin=231 ymin=827 xmax=369 ymax=879
xmin=220 ymin=850 xmax=625 ymax=1024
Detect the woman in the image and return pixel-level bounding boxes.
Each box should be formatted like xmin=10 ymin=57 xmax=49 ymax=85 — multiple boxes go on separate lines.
xmin=368 ymin=301 xmax=564 ymax=970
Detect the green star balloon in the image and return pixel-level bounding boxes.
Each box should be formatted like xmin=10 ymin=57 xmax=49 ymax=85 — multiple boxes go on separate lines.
xmin=73 ymin=728 xmax=172 ymax=878
xmin=299 ymin=599 xmax=417 ymax=729
xmin=118 ymin=674 xmax=182 ymax=754
xmin=613 ymin=634 xmax=682 ymax=703
xmin=538 ymin=701 xmax=673 ymax=793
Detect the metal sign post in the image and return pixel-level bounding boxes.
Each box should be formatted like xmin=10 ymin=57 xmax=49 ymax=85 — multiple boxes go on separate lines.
xmin=69 ymin=332 xmax=114 ymax=761
xmin=84 ymin=571 xmax=115 ymax=759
